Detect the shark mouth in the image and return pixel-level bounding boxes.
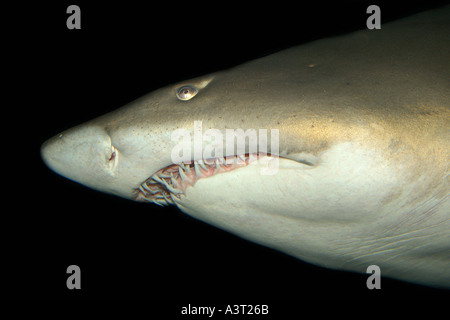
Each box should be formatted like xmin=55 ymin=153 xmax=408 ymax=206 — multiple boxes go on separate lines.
xmin=136 ymin=153 xmax=268 ymax=206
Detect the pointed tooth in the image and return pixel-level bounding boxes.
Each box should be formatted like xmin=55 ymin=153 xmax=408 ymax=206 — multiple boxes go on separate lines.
xmin=171 ymin=176 xmax=178 ymax=188
xmin=144 ymin=187 xmax=158 ymax=195
xmin=198 ymin=159 xmax=208 ymax=171
xmin=237 ymin=154 xmax=246 ymax=164
xmin=140 ymin=194 xmax=151 ymax=202
xmin=154 ymin=198 xmax=167 ymax=206
xmin=139 ymin=185 xmax=147 ymax=195
xmin=215 ymin=158 xmax=222 ymax=169
xmin=178 ymin=166 xmax=194 ymax=184
xmin=169 ymin=172 xmax=179 ymax=187
xmin=162 ymin=193 xmax=174 ymax=205
xmin=142 ymin=183 xmax=154 ymax=194
xmin=218 ymin=157 xmax=228 ymax=167
xmin=152 ymin=175 xmax=164 ymax=184
xmin=165 ymin=183 xmax=182 ymax=194
xmin=170 ymin=193 xmax=181 ymax=203
xmin=155 ymin=175 xmax=172 ymax=189
xmin=194 ymin=161 xmax=205 ymax=178
xmin=163 ymin=177 xmax=171 ymax=185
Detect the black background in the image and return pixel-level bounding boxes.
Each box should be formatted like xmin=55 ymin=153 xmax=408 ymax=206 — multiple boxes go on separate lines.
xmin=4 ymin=0 xmax=450 ymax=304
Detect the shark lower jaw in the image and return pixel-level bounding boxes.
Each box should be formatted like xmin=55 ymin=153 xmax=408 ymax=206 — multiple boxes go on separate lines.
xmin=135 ymin=153 xmax=274 ymax=206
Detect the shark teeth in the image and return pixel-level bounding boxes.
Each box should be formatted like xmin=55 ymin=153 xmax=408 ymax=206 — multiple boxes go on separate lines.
xmin=136 ymin=153 xmax=265 ymax=206
xmin=178 ymin=166 xmax=193 ymax=184
xmin=197 ymin=159 xmax=208 ymax=171
xmin=194 ymin=161 xmax=206 ymax=178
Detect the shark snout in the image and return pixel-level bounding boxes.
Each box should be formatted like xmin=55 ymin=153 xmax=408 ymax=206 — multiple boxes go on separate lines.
xmin=41 ymin=124 xmax=118 ymax=194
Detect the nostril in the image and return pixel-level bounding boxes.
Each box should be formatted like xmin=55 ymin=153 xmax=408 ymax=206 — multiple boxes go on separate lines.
xmin=109 ymin=145 xmax=119 ymax=161
xmin=108 ymin=145 xmax=119 ymax=173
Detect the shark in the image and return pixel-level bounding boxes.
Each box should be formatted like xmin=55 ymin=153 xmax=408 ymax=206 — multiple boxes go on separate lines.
xmin=41 ymin=6 xmax=450 ymax=288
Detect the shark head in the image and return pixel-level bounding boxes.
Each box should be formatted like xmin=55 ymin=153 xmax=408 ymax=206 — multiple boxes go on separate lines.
xmin=40 ymin=65 xmax=325 ymax=203
xmin=40 ymin=73 xmax=286 ymax=201
xmin=41 ymin=7 xmax=450 ymax=289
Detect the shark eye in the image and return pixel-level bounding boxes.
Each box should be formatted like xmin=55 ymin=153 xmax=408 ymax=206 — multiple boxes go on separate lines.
xmin=176 ymin=85 xmax=198 ymax=101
